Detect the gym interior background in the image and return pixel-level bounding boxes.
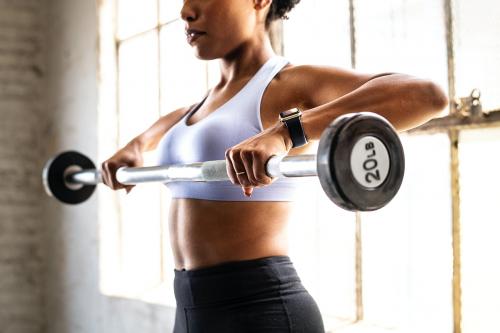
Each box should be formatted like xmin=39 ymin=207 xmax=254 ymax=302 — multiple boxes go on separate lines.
xmin=1 ymin=0 xmax=499 ymax=332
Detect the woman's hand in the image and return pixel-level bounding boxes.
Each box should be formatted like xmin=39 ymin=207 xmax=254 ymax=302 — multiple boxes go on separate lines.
xmin=225 ymin=122 xmax=293 ymax=197
xmin=101 ymin=140 xmax=144 ymax=194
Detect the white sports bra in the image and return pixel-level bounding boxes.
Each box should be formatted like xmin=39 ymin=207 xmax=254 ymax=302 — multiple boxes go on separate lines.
xmin=156 ymin=56 xmax=311 ymax=201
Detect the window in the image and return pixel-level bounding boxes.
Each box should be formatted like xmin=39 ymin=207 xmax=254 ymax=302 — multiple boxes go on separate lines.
xmin=97 ymin=0 xmax=500 ymax=332
xmin=98 ymin=0 xmax=221 ymax=307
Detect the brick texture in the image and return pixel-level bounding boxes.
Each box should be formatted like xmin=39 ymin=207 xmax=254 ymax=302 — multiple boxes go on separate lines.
xmin=0 ymin=0 xmax=44 ymax=332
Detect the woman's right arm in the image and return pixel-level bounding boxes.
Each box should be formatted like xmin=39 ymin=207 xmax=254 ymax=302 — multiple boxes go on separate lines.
xmin=101 ymin=106 xmax=190 ymax=192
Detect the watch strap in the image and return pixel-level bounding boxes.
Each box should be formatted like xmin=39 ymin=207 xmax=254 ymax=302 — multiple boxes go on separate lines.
xmin=283 ymin=114 xmax=308 ymax=148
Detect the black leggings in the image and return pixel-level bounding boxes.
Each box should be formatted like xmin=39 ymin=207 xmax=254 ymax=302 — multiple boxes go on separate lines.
xmin=173 ymin=255 xmax=325 ymax=333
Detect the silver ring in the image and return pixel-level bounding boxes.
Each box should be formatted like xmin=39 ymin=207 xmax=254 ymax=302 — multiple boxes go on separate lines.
xmin=236 ymin=171 xmax=246 ymax=175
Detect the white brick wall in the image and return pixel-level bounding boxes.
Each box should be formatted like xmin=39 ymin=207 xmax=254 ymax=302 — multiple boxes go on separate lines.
xmin=0 ymin=0 xmax=44 ymax=332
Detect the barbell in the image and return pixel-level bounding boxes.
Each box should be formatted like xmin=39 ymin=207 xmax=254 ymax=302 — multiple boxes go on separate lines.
xmin=42 ymin=112 xmax=405 ymax=211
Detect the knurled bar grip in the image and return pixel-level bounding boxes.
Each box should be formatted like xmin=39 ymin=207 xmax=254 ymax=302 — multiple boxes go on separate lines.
xmin=67 ymin=154 xmax=318 ymax=186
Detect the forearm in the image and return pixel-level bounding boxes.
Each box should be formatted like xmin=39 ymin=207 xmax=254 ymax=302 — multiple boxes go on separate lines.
xmin=300 ymin=74 xmax=449 ymax=141
xmin=128 ymin=108 xmax=188 ymax=152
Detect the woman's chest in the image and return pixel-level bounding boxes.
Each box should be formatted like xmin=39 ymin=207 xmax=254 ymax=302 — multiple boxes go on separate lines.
xmin=189 ymin=77 xmax=302 ymax=129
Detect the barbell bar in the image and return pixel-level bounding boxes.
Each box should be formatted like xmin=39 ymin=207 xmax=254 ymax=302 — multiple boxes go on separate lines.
xmin=42 ymin=112 xmax=405 ymax=211
xmin=67 ymin=154 xmax=317 ymax=185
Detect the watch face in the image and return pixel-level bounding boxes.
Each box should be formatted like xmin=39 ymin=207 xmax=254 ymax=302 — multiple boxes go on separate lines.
xmin=280 ymin=108 xmax=299 ymax=118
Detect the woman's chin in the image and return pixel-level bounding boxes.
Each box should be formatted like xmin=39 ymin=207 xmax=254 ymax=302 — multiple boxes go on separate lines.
xmin=192 ymin=48 xmax=219 ymax=61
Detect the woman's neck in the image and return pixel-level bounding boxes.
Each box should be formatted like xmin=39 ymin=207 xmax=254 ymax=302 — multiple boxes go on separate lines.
xmin=217 ymin=34 xmax=276 ymax=86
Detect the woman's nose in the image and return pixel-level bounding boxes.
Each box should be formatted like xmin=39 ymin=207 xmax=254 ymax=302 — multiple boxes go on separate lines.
xmin=180 ymin=1 xmax=197 ymax=22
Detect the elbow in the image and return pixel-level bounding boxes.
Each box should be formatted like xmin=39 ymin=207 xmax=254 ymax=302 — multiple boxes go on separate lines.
xmin=422 ymin=81 xmax=449 ymax=117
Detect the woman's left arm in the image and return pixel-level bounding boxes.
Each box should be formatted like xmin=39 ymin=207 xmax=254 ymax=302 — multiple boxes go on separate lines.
xmin=299 ymin=70 xmax=449 ymax=140
xmin=225 ymin=67 xmax=449 ymax=195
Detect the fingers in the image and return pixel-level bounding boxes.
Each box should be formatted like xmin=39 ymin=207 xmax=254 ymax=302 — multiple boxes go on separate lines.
xmin=101 ymin=161 xmax=123 ymax=190
xmin=251 ymin=151 xmax=274 ymax=186
xmin=240 ymin=151 xmax=258 ymax=186
xmin=100 ymin=145 xmax=144 ymax=195
xmin=225 ymin=148 xmax=274 ymax=195
xmin=225 ymin=149 xmax=251 ymax=188
xmin=101 ymin=161 xmax=135 ymax=194
xmin=225 ymin=149 xmax=254 ymax=197
xmin=225 ymin=149 xmax=239 ymax=185
xmin=124 ymin=185 xmax=135 ymax=194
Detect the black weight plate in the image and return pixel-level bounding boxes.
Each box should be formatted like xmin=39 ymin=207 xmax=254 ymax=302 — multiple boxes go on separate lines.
xmin=333 ymin=113 xmax=405 ymax=211
xmin=317 ymin=113 xmax=364 ymax=210
xmin=42 ymin=151 xmax=97 ymax=205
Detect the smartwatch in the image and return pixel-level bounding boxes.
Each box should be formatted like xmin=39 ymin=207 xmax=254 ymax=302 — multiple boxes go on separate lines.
xmin=279 ymin=108 xmax=308 ymax=148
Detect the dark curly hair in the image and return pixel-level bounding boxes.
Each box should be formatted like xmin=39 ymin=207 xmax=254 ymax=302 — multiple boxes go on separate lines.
xmin=265 ymin=0 xmax=301 ymax=28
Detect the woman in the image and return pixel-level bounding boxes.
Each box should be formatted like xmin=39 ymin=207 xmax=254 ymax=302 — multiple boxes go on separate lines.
xmin=101 ymin=0 xmax=448 ymax=332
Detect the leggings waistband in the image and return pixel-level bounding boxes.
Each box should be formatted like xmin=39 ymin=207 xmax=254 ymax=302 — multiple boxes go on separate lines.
xmin=173 ymin=255 xmax=303 ymax=307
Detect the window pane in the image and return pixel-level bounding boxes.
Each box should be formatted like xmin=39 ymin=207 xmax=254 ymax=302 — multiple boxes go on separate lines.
xmin=283 ymin=0 xmax=352 ymax=67
xmin=117 ymin=0 xmax=158 ymax=40
xmin=460 ymin=128 xmax=500 ymax=333
xmin=288 ymin=174 xmax=358 ymax=328
xmin=160 ymin=20 xmax=208 ymax=115
xmin=118 ymin=32 xmax=159 ymax=147
xmin=98 ymin=188 xmax=121 ymax=295
xmin=314 ymin=197 xmax=357 ymax=324
xmin=160 ymin=0 xmax=182 ymax=24
xmin=160 ymin=187 xmax=176 ymax=307
xmin=116 ymin=31 xmax=162 ymax=293
xmin=454 ymin=0 xmax=500 ymax=110
xmin=118 ymin=184 xmax=162 ymax=294
xmin=355 ymin=0 xmax=449 ymax=96
xmin=361 ymin=134 xmax=453 ymax=332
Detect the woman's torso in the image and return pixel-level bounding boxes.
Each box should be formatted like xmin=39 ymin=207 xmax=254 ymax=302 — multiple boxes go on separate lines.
xmin=160 ymin=58 xmax=313 ymax=270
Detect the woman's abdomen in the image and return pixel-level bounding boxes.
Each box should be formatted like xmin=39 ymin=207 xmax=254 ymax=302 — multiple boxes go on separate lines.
xmin=168 ymin=199 xmax=292 ymax=270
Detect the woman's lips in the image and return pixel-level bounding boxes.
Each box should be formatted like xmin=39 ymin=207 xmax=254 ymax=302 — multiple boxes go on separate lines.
xmin=185 ymin=29 xmax=206 ymax=45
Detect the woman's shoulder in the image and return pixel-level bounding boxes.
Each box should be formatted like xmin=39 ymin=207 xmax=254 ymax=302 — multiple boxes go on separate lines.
xmin=275 ymin=62 xmax=379 ymax=109
xmin=279 ymin=62 xmax=371 ymax=86
xmin=170 ymin=105 xmax=193 ymax=118
xmin=161 ymin=104 xmax=195 ymax=124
